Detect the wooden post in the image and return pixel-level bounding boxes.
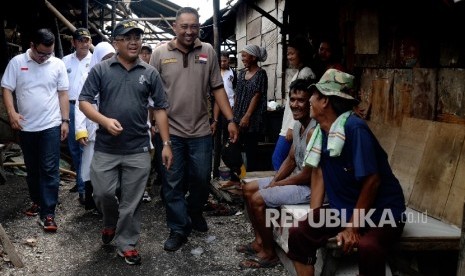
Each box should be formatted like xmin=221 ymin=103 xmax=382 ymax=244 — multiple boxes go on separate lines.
xmin=0 ymin=224 xmax=24 ymax=267
xmin=456 ymin=201 xmax=465 ymax=275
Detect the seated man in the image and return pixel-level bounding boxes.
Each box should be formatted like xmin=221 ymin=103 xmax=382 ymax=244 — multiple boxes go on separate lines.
xmin=237 ymin=79 xmax=315 ymax=269
xmin=288 ymin=69 xmax=406 ymax=276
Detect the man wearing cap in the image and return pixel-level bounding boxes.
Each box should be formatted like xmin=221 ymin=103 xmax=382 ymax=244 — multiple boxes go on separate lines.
xmin=287 ymin=69 xmax=406 ymax=276
xmin=79 ymin=20 xmax=172 ymax=265
xmin=150 ymin=7 xmax=238 ymax=252
xmin=62 ymin=28 xmax=92 ymax=203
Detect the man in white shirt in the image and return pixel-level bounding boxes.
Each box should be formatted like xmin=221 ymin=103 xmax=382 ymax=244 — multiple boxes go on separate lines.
xmin=2 ymin=28 xmax=69 ymax=232
xmin=62 ymin=28 xmax=92 ymax=203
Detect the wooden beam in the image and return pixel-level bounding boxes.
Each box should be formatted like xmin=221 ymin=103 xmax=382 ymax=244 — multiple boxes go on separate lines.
xmin=0 ymin=224 xmax=24 ymax=268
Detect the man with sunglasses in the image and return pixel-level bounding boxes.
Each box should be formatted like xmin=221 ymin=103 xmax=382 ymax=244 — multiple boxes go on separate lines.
xmin=79 ymin=20 xmax=172 ymax=265
xmin=62 ymin=28 xmax=93 ymax=204
xmin=2 ymin=28 xmax=69 ymax=232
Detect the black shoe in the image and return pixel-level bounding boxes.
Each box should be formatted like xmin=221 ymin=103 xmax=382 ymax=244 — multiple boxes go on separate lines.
xmin=102 ymin=228 xmax=116 ymax=245
xmin=163 ymin=231 xmax=187 ymax=252
xmin=78 ymin=194 xmax=86 ymax=206
xmin=117 ymin=249 xmax=141 ymax=265
xmin=190 ymin=213 xmax=208 ymax=232
xmin=69 ymin=184 xmax=78 ymax=193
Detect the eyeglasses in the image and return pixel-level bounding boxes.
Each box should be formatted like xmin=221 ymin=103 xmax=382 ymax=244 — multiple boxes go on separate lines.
xmin=33 ymin=46 xmax=53 ymax=58
xmin=115 ymin=34 xmax=142 ymax=42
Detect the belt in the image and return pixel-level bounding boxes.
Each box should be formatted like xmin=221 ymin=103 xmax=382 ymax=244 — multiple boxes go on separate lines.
xmin=69 ymin=100 xmax=76 ymax=104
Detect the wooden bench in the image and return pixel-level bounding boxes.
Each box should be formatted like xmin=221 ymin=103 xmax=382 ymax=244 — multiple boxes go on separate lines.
xmin=271 ymin=117 xmax=465 ymax=275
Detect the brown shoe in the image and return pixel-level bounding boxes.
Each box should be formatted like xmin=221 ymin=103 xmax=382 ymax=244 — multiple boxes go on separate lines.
xmin=24 ymin=203 xmax=40 ymax=216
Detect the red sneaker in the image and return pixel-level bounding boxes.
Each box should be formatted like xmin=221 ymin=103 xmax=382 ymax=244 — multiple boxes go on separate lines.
xmin=24 ymin=203 xmax=40 ymax=216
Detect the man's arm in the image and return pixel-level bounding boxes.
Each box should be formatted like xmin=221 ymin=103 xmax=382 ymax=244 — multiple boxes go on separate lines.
xmin=212 ymin=87 xmax=238 ymax=143
xmin=310 ymin=166 xmax=325 ymax=209
xmin=58 ymin=90 xmax=70 ymax=141
xmin=337 ymin=173 xmax=380 ymax=253
xmin=2 ymin=88 xmax=23 ymax=130
xmin=153 ymin=108 xmax=173 ymax=170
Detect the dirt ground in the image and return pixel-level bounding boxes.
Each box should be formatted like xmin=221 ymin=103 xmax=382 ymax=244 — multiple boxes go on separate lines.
xmin=0 ymin=173 xmax=290 ymax=276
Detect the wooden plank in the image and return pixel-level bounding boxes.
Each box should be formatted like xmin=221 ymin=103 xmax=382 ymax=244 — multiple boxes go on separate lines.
xmin=370 ymin=75 xmax=392 ymax=124
xmin=390 ymin=117 xmax=431 ymax=204
xmin=411 ymin=68 xmax=436 ymax=121
xmin=354 ymin=9 xmax=379 ymax=54
xmin=437 ymin=69 xmax=465 ymax=121
xmin=366 ymin=121 xmax=400 ymax=164
xmin=392 ymin=69 xmax=413 ymax=126
xmin=409 ymin=121 xmax=465 ymax=220
xmin=0 ymin=223 xmax=24 ymax=267
xmin=442 ymin=137 xmax=465 ymax=225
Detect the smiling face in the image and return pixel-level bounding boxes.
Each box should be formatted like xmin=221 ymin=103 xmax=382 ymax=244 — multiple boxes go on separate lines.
xmin=113 ymin=30 xmax=142 ymax=62
xmin=173 ymin=12 xmax=200 ymax=51
xmin=309 ymin=88 xmax=325 ymax=120
xmin=289 ymin=89 xmax=311 ymax=121
xmin=287 ymin=46 xmax=301 ymax=69
xmin=241 ymin=51 xmax=257 ymax=68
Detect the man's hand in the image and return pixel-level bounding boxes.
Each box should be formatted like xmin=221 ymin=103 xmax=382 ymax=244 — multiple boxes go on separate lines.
xmin=8 ymin=111 xmax=24 ymax=130
xmin=336 ymin=227 xmax=360 ymax=254
xmin=227 ymin=122 xmax=239 ymax=143
xmin=103 ymin=118 xmax=123 ymax=136
xmin=78 ymin=137 xmax=88 ymax=146
xmin=161 ymin=146 xmax=173 ymax=170
xmin=60 ymin=123 xmax=69 ymax=141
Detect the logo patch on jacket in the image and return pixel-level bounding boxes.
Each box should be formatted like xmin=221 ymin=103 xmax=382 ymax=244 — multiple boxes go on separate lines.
xmin=162 ymin=58 xmax=177 ymax=64
xmin=195 ymin=54 xmax=208 ymax=64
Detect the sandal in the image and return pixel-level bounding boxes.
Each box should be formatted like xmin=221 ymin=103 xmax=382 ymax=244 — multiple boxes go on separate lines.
xmin=239 ymin=255 xmax=280 ymax=269
xmin=235 ymin=243 xmax=258 ymax=256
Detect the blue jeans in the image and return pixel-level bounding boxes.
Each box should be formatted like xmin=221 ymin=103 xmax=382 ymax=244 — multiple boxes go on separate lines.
xmin=156 ymin=134 xmax=212 ymax=236
xmin=272 ymin=135 xmax=292 ymax=171
xmin=68 ymin=102 xmax=84 ymax=194
xmin=19 ymin=126 xmax=61 ymax=218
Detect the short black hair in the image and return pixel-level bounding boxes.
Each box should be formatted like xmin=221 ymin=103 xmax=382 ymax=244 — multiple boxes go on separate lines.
xmin=289 ymin=78 xmax=311 ymax=96
xmin=176 ymin=7 xmax=199 ymax=21
xmin=32 ymin=28 xmax=55 ymax=47
xmin=288 ymin=35 xmax=313 ymax=68
xmin=220 ymin=51 xmax=230 ymax=58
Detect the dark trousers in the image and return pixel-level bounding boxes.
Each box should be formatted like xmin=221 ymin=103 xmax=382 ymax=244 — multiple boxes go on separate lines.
xmin=19 ymin=126 xmax=61 ymax=218
xmin=287 ymin=207 xmax=404 ymax=276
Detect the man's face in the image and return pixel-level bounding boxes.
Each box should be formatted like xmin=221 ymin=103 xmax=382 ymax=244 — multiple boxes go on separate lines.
xmin=139 ymin=48 xmax=151 ymax=63
xmin=318 ymin=42 xmax=332 ymax=62
xmin=113 ymin=30 xmax=142 ymax=61
xmin=309 ymin=89 xmax=324 ymax=120
xmin=30 ymin=42 xmax=54 ymax=64
xmin=289 ymin=89 xmax=310 ymax=121
xmin=73 ymin=37 xmax=91 ymax=57
xmin=220 ymin=56 xmax=229 ymax=70
xmin=173 ymin=12 xmax=200 ymax=50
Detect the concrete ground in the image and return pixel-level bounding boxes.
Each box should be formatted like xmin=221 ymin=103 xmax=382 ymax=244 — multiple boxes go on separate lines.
xmin=0 ymin=174 xmax=290 ymax=276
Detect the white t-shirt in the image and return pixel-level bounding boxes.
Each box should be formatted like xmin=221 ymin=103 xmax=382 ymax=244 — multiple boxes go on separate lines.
xmin=1 ymin=49 xmax=69 ymax=131
xmin=279 ymin=67 xmax=315 ymax=136
xmin=222 ymin=67 xmax=235 ymax=108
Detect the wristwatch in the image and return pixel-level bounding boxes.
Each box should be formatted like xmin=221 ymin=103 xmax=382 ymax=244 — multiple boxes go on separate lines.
xmin=226 ymin=118 xmax=235 ymax=124
xmin=163 ymin=140 xmax=172 ymax=146
xmin=62 ymin=118 xmax=70 ymax=124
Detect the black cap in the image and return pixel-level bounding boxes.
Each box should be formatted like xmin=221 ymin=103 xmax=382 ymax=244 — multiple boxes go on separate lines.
xmin=112 ymin=20 xmax=143 ymax=37
xmin=73 ymin=28 xmax=91 ymax=40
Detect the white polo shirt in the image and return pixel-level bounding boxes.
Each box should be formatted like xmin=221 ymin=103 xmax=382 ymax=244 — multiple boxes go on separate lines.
xmin=62 ymin=51 xmax=92 ymax=101
xmin=1 ymin=49 xmax=69 ymax=131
